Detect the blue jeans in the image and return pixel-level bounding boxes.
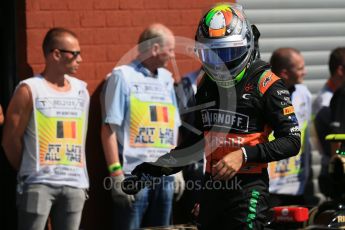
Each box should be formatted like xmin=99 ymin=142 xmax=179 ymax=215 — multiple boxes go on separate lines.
xmin=130 ymin=176 xmax=174 ymax=229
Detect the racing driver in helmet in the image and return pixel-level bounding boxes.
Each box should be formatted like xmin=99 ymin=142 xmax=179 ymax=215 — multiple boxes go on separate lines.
xmin=130 ymin=3 xmax=301 ymax=229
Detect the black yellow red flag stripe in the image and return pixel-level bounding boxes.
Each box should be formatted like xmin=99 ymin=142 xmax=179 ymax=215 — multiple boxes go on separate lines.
xmin=56 ymin=121 xmax=76 ymax=138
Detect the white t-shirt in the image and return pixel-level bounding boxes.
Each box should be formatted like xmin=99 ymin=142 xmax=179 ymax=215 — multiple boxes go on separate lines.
xmin=19 ymin=75 xmax=90 ymax=188
xmin=102 ymin=61 xmax=181 ymax=174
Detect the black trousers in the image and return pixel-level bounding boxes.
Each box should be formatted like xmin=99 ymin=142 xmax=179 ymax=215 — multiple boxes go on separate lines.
xmin=198 ymin=171 xmax=270 ymax=230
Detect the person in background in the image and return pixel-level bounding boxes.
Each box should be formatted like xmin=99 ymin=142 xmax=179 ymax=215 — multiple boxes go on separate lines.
xmin=328 ymin=84 xmax=345 ymax=200
xmin=313 ymin=47 xmax=345 ymax=198
xmin=268 ymin=48 xmax=312 ymax=206
xmin=184 ymin=67 xmax=204 ymax=95
xmin=172 ymin=69 xmax=202 ymax=224
xmin=2 ymin=27 xmax=89 ymax=230
xmin=100 ymin=23 xmax=181 ymax=229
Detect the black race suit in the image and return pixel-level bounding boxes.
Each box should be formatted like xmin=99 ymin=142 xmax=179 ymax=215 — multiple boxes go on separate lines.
xmin=179 ymin=60 xmax=300 ymax=229
xmin=133 ymin=60 xmax=301 ymax=229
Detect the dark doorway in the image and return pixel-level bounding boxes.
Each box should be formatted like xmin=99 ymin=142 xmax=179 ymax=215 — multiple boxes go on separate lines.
xmin=0 ymin=0 xmax=19 ymax=229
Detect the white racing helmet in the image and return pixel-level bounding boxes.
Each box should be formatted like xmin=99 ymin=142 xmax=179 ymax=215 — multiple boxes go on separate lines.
xmin=195 ymin=3 xmax=255 ymax=88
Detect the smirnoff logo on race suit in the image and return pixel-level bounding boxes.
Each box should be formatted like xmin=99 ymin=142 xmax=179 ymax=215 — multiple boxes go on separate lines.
xmin=201 ymin=109 xmax=249 ymax=132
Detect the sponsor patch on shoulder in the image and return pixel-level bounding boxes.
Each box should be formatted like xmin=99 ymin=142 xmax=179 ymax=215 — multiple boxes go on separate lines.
xmin=258 ymin=71 xmax=280 ymax=95
xmin=283 ymin=106 xmax=294 ymax=115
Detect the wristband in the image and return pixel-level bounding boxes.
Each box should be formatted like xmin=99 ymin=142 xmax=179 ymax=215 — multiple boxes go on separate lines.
xmin=241 ymin=147 xmax=248 ymax=163
xmin=108 ymin=162 xmax=122 ymax=173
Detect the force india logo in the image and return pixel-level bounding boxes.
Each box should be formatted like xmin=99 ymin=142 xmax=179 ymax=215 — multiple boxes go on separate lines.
xmin=262 ymin=74 xmax=272 ymax=87
xmin=201 ymin=109 xmax=249 ymax=132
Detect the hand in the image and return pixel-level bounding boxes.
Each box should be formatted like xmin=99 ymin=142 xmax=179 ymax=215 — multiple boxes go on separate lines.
xmin=212 ymin=149 xmax=244 ymax=181
xmin=132 ymin=162 xmax=166 ymax=177
xmin=132 ymin=162 xmax=180 ymax=177
xmin=173 ymin=171 xmax=185 ymax=201
xmin=111 ymin=174 xmax=135 ymax=206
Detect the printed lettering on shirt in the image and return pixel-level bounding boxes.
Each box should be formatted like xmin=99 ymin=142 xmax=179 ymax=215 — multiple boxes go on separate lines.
xmin=289 ymin=132 xmax=301 ymax=137
xmin=129 ymin=95 xmax=176 ymax=149
xmin=44 ymin=144 xmax=82 ymax=164
xmin=276 ymin=90 xmax=289 ymax=96
xmin=36 ymin=97 xmax=85 ymax=118
xmin=45 ymin=144 xmax=61 ymax=162
xmin=40 ymin=136 xmax=84 ymax=166
xmin=201 ymin=109 xmax=249 ymax=132
xmin=204 ymin=131 xmax=268 ymax=174
xmin=35 ymin=97 xmax=86 ymax=168
xmin=204 ymin=132 xmax=264 ymax=156
xmin=130 ymin=82 xmax=162 ymax=94
xmin=283 ymin=96 xmax=292 ymax=104
xmin=36 ymin=98 xmax=85 ymax=109
xmin=132 ymin=127 xmax=174 ymax=146
xmin=130 ymin=81 xmax=172 ymax=103
xmin=283 ymin=106 xmax=294 ymax=115
xmin=290 ymin=126 xmax=300 ymax=133
xmin=65 ymin=144 xmax=82 ymax=163
xmin=337 ymin=215 xmax=345 ymax=223
xmin=242 ymin=94 xmax=251 ymax=100
xmin=134 ymin=127 xmax=155 ymax=144
xmin=205 ymin=135 xmax=244 ymax=149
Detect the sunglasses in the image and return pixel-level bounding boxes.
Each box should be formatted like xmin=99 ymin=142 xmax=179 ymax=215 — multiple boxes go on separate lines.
xmin=52 ymin=49 xmax=81 ymax=58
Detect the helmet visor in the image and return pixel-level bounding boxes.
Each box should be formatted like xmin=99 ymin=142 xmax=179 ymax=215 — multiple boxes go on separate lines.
xmin=196 ymin=46 xmax=248 ymax=65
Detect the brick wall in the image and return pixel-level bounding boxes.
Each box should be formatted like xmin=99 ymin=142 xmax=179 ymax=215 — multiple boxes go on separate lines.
xmin=19 ymin=1 xmax=234 ymax=229
xmin=21 ymin=0 xmax=236 ymax=93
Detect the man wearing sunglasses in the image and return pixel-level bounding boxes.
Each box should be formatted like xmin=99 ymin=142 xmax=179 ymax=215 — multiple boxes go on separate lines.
xmin=2 ymin=27 xmax=89 ymax=230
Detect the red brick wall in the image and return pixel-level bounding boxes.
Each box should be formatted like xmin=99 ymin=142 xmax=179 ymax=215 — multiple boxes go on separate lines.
xmin=21 ymin=0 xmax=236 ymax=93
xmin=19 ymin=1 xmax=235 ymax=229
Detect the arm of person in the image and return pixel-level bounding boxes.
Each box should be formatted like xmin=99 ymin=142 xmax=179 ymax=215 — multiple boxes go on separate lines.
xmin=101 ymin=123 xmax=135 ymax=202
xmin=2 ymin=84 xmax=33 ymax=170
xmin=101 ymin=123 xmax=123 ymax=176
xmin=244 ymin=79 xmax=301 ymax=163
xmin=100 ymin=68 xmax=128 ymax=176
xmin=213 ymin=78 xmax=301 ymax=180
xmin=100 ymin=71 xmax=136 ymax=201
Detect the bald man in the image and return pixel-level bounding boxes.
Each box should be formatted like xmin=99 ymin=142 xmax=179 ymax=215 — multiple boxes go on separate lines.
xmin=268 ymin=48 xmax=313 ymax=206
xmin=2 ymin=27 xmax=89 ymax=230
xmin=101 ymin=24 xmax=180 ymax=229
